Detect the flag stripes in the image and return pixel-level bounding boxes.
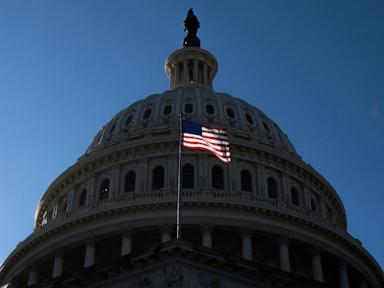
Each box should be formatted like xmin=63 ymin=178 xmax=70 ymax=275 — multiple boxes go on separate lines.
xmin=182 ymin=120 xmax=231 ymax=163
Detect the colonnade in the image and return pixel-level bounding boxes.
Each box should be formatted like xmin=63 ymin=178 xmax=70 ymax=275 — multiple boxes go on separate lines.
xmin=172 ymin=60 xmax=211 ymax=89
xmin=26 ymin=226 xmax=368 ymax=288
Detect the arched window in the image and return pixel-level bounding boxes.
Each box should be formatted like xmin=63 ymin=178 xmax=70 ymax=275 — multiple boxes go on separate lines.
xmin=52 ymin=205 xmax=58 ymax=219
xmin=152 ymin=166 xmax=164 ymax=190
xmin=124 ymin=171 xmax=136 ymax=192
xmin=267 ymin=177 xmax=278 ymax=199
xmin=206 ymin=104 xmax=214 ymax=115
xmin=290 ymin=186 xmax=300 ymax=206
xmin=79 ymin=189 xmax=87 ymax=207
xmin=182 ymin=164 xmax=194 ymax=189
xmin=212 ymin=165 xmax=224 ymax=190
xmin=99 ymin=179 xmax=110 ymax=200
xmin=311 ymin=199 xmax=317 ymax=212
xmin=241 ymin=169 xmax=252 ymax=192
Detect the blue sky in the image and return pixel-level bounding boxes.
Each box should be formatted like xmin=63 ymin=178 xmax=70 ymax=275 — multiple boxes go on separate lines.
xmin=0 ymin=0 xmax=383 ymax=268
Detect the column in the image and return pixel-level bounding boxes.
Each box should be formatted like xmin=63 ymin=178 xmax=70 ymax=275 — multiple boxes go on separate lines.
xmin=84 ymin=239 xmax=95 ymax=268
xmin=183 ymin=61 xmax=188 ymax=84
xmin=193 ymin=60 xmax=198 ymax=83
xmin=88 ymin=178 xmax=96 ymax=204
xmin=311 ymin=248 xmax=324 ymax=282
xmin=203 ymin=63 xmax=208 ymax=86
xmin=111 ymin=168 xmax=120 ymax=198
xmin=27 ymin=269 xmax=38 ymax=286
xmin=52 ymin=253 xmax=63 ymax=278
xmin=242 ymin=229 xmax=253 ymax=261
xmin=339 ymin=261 xmax=350 ymax=288
xmin=121 ymin=232 xmax=132 ymax=256
xmin=199 ymin=158 xmax=208 ymax=190
xmin=256 ymin=164 xmax=265 ymax=196
xmin=278 ymin=237 xmax=291 ymax=272
xmin=161 ymin=225 xmax=172 ymax=243
xmin=174 ymin=64 xmax=179 ymax=88
xmin=202 ymin=225 xmax=212 ymax=248
xmin=66 ymin=190 xmax=74 ymax=212
xmin=281 ymin=174 xmax=289 ymax=202
xmin=139 ymin=160 xmax=148 ymax=193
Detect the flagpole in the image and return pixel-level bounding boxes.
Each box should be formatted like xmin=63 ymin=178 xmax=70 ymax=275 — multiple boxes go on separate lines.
xmin=176 ymin=113 xmax=183 ymax=240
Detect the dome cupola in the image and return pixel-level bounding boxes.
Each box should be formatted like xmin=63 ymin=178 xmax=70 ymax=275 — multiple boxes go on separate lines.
xmin=165 ymin=9 xmax=218 ymax=90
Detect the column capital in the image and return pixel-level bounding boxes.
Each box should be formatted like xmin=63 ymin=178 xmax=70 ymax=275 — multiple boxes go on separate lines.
xmin=241 ymin=227 xmax=253 ymax=237
xmin=160 ymin=224 xmax=172 ymax=233
xmin=277 ymin=235 xmax=290 ymax=245
xmin=338 ymin=259 xmax=348 ymax=270
xmin=122 ymin=229 xmax=133 ymax=238
xmin=311 ymin=247 xmax=322 ymax=257
xmin=85 ymin=236 xmax=96 ymax=246
xmin=201 ymin=224 xmax=213 ymax=233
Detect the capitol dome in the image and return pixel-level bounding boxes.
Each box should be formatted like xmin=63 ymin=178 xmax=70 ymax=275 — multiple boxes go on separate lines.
xmin=0 ymin=10 xmax=383 ymax=288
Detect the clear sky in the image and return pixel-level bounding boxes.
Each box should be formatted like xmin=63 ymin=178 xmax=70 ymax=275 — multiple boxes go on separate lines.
xmin=0 ymin=0 xmax=383 ymax=268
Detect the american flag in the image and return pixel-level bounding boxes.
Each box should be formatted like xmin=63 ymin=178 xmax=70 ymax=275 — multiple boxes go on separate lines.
xmin=182 ymin=120 xmax=231 ymax=163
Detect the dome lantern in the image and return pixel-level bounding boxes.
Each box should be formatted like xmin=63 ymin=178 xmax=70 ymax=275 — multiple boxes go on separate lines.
xmin=165 ymin=9 xmax=218 ymax=90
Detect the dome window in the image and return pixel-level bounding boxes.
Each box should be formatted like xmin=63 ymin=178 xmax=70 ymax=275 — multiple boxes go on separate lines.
xmin=267 ymin=177 xmax=278 ymax=199
xmin=108 ymin=123 xmax=116 ymax=135
xmin=206 ymin=104 xmax=214 ymax=115
xmin=185 ymin=103 xmax=193 ymax=114
xmin=41 ymin=211 xmax=48 ymax=226
xmin=212 ymin=165 xmax=224 ymax=190
xmin=241 ymin=169 xmax=252 ymax=192
xmin=263 ymin=121 xmax=270 ymax=133
xmin=290 ymin=186 xmax=300 ymax=206
xmin=226 ymin=108 xmax=235 ymax=118
xmin=124 ymin=171 xmax=136 ymax=192
xmin=152 ymin=166 xmax=165 ymax=190
xmin=79 ymin=189 xmax=87 ymax=207
xmin=52 ymin=204 xmax=58 ymax=219
xmin=99 ymin=179 xmax=110 ymax=200
xmin=125 ymin=115 xmax=133 ymax=126
xmin=143 ymin=109 xmax=152 ymax=120
xmin=163 ymin=105 xmax=172 ymax=115
xmin=245 ymin=113 xmax=253 ymax=124
xmin=182 ymin=164 xmax=194 ymax=189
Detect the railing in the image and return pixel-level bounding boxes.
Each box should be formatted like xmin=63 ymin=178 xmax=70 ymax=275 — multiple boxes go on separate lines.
xmin=43 ymin=190 xmax=330 ymax=229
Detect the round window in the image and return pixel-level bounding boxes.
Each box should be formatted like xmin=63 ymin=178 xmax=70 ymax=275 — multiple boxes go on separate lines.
xmin=143 ymin=109 xmax=152 ymax=119
xmin=125 ymin=115 xmax=133 ymax=126
xmin=245 ymin=113 xmax=253 ymax=124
